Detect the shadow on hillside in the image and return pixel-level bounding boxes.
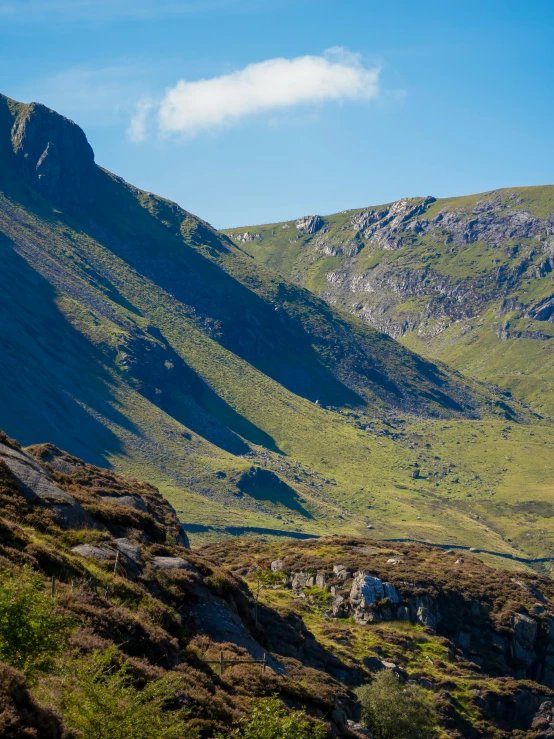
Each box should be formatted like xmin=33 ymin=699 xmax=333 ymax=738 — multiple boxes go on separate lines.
xmin=237 ymin=467 xmax=313 ymax=518
xmin=182 ymin=523 xmax=319 ymax=539
xmin=122 ymin=326 xmax=281 ymax=455
xmin=0 ymin=237 xmax=132 ymax=467
xmin=84 ymin=169 xmax=369 ymax=410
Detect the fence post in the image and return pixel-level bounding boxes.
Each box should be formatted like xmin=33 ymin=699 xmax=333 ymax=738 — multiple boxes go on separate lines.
xmin=263 ymin=652 xmax=266 ymax=672
xmin=104 ymin=584 xmax=110 ymax=601
xmin=71 ymin=579 xmax=75 ymax=593
xmin=50 ymin=576 xmax=55 ymax=601
xmin=220 ymin=651 xmax=224 ymax=676
xmin=113 ymin=551 xmax=120 ymax=576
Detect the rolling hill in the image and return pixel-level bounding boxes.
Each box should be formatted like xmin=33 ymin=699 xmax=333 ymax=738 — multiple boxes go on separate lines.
xmin=1 ymin=92 xmax=554 ymax=561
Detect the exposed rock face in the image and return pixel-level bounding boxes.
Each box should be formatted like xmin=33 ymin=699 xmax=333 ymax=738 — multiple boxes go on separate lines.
xmin=0 ymin=440 xmax=92 ymax=528
xmin=71 ymin=544 xmax=115 ymax=561
xmin=349 ymin=572 xmax=401 ymax=623
xmin=283 ymin=562 xmax=554 ymax=689
xmin=11 ymin=102 xmax=96 ymax=211
xmin=291 ymin=571 xmax=314 ymax=590
xmin=114 ymin=538 xmax=141 ymax=563
xmin=150 ymin=556 xmax=199 ymax=573
xmin=253 ymin=192 xmax=554 ymax=357
xmin=511 ymin=612 xmax=539 ymax=667
xmin=296 ymin=215 xmax=323 ymax=234
xmin=234 ymin=231 xmax=261 ymax=243
xmin=349 ymin=196 xmax=435 ymax=250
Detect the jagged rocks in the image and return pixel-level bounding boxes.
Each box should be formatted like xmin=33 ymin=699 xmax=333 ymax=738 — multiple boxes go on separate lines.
xmin=331 ymin=594 xmax=347 ymax=618
xmin=349 ymin=197 xmax=435 ymax=250
xmin=296 ymin=215 xmax=323 ymax=234
xmin=271 ymin=559 xmax=284 ymax=572
xmin=349 ymin=572 xmax=400 ymax=623
xmin=234 ymin=231 xmax=261 ymax=243
xmin=333 ymin=564 xmax=351 ymax=581
xmin=416 ymin=605 xmax=437 ymax=630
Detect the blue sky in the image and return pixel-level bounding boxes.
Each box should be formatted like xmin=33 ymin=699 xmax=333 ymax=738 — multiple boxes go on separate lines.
xmin=1 ymin=0 xmax=553 ymax=228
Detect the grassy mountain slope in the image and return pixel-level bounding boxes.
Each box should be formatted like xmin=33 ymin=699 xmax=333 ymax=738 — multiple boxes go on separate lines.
xmin=223 ymin=186 xmax=554 ymax=417
xmin=1 ymin=431 xmax=554 ymax=738
xmin=1 ymin=92 xmax=554 ymax=559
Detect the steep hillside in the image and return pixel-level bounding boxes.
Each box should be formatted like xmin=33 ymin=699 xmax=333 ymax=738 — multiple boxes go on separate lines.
xmin=223 ymin=187 xmax=554 ymax=417
xmin=2 ymin=431 xmax=554 ymax=738
xmin=1 ymin=92 xmax=554 ymax=559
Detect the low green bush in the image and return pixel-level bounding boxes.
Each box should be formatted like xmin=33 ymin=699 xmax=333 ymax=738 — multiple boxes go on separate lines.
xmin=356 ymin=670 xmax=438 ymax=739
xmin=0 ymin=567 xmax=70 ymax=677
xmin=220 ymin=695 xmax=327 ymax=739
xmin=59 ymin=647 xmax=198 ymax=739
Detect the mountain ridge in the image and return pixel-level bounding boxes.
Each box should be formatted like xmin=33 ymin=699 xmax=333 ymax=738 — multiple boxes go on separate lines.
xmin=223 ymin=186 xmax=554 ymax=416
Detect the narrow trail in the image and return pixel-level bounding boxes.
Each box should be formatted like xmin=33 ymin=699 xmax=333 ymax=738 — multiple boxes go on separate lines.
xmin=384 ymin=538 xmax=554 ymax=564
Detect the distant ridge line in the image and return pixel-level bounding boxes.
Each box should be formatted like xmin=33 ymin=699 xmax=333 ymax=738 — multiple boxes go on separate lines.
xmin=384 ymin=538 xmax=554 ymax=564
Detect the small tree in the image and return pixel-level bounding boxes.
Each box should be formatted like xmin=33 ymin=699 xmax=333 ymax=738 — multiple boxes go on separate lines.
xmin=0 ymin=567 xmax=70 ymax=677
xmin=356 ymin=670 xmax=438 ymax=739
xmin=59 ymin=647 xmax=198 ymax=739
xmin=251 ymin=564 xmax=283 ymax=625
xmin=222 ymin=695 xmax=327 ymax=739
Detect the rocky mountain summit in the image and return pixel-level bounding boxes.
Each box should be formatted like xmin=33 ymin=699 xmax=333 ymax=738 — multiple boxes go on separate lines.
xmin=225 ymin=186 xmax=554 ymax=416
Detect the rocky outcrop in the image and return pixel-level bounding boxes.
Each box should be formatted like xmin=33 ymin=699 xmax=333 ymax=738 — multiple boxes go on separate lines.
xmin=11 ymin=102 xmax=96 ymax=211
xmin=348 ymin=196 xmax=435 ymax=250
xmin=71 ymin=544 xmax=116 ymax=561
xmin=349 ymin=572 xmax=400 ymax=623
xmin=262 ymin=191 xmax=554 ymax=352
xmin=296 ymin=215 xmax=323 ymax=234
xmin=283 ymin=562 xmax=554 ymax=690
xmin=234 ymin=231 xmax=261 ymax=243
xmin=0 ymin=440 xmax=92 ymax=528
xmin=150 ymin=555 xmax=199 ymax=573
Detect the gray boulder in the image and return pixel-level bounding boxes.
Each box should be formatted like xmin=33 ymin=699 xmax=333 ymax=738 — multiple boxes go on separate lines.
xmin=291 ymin=571 xmax=313 ymax=590
xmin=114 ymin=538 xmax=141 ymax=563
xmin=151 ymin=556 xmax=199 ymax=573
xmin=71 ymin=544 xmax=115 ymax=561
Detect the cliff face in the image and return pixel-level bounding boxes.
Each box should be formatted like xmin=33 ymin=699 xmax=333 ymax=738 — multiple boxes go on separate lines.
xmin=3 ymin=96 xmax=96 ymax=211
xmin=225 ymin=187 xmax=554 ymax=415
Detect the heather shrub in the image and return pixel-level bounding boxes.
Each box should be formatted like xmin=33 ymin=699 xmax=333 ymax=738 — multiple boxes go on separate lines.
xmin=356 ymin=670 xmax=438 ymax=739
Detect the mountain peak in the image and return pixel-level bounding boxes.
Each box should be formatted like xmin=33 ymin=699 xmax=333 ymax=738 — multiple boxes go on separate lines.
xmin=7 ymin=96 xmax=96 ymax=211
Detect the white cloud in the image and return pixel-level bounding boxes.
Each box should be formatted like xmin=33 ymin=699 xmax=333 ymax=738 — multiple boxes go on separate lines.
xmin=130 ymin=48 xmax=380 ymax=141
